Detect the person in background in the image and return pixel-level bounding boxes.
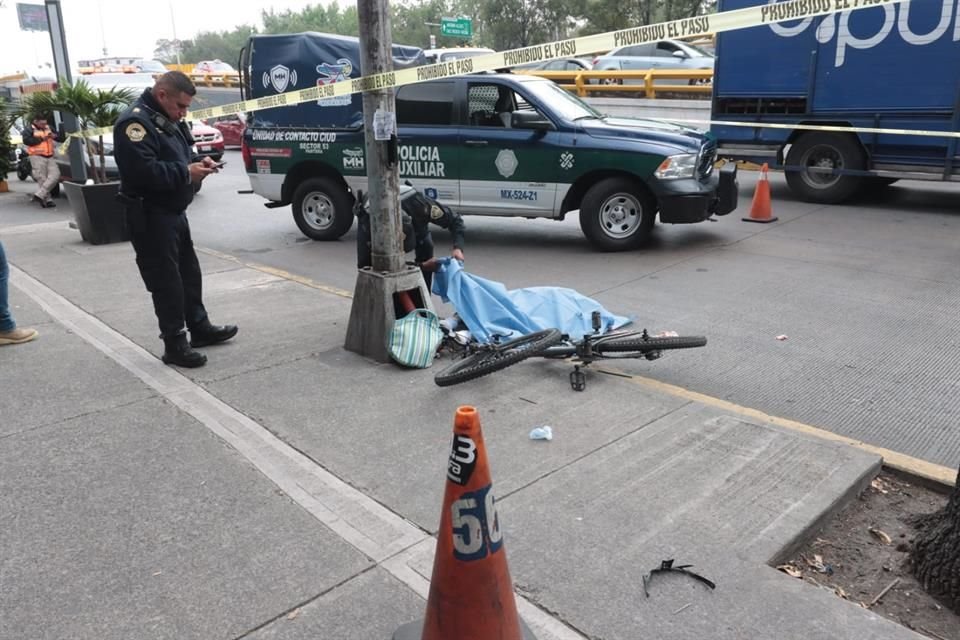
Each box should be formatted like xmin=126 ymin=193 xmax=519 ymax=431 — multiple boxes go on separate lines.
xmin=0 ymin=240 xmax=39 ymax=346
xmin=21 ymin=114 xmax=61 ymax=208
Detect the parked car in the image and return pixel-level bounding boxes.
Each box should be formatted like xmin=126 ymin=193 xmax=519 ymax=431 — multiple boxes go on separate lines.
xmin=514 ymin=58 xmax=591 ymax=84
xmin=193 ymin=60 xmax=237 ymax=81
xmin=81 ymin=72 xmax=156 ymax=93
xmin=205 ymin=112 xmax=245 ymax=147
xmin=190 ymin=121 xmax=225 ymax=160
xmin=591 ymin=39 xmax=714 ymax=85
xmin=423 ymin=47 xmax=495 ymax=64
xmin=135 ymin=59 xmax=169 ymax=75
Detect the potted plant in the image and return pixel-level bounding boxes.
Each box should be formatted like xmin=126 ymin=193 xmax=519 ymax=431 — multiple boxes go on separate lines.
xmin=0 ymin=98 xmax=14 ymax=193
xmin=19 ymin=79 xmax=136 ymax=244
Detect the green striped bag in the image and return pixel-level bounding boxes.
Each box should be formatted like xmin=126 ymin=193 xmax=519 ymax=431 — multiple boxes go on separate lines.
xmin=387 ymin=309 xmax=443 ymax=369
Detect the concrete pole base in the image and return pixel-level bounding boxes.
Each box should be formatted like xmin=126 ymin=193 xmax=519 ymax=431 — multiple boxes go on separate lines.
xmin=343 ymin=266 xmax=434 ymax=363
xmin=392 ymin=617 xmax=537 ymax=640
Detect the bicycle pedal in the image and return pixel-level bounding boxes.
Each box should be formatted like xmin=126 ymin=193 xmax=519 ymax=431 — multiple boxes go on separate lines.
xmin=570 ymin=367 xmax=586 ymax=392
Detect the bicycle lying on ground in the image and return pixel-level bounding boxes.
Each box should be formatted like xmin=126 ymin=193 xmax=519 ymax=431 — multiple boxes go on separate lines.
xmin=433 ymin=311 xmax=707 ymax=391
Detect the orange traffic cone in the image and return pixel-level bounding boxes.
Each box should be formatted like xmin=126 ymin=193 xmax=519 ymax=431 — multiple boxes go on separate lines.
xmin=393 ymin=406 xmax=537 ymax=640
xmin=742 ymin=163 xmax=778 ymax=223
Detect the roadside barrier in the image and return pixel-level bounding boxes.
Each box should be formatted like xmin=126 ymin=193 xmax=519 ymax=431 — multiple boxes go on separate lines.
xmin=519 ymin=68 xmax=713 ymax=97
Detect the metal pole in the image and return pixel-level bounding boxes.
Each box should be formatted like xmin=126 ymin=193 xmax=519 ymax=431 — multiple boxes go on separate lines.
xmin=169 ymin=2 xmax=181 ymax=66
xmin=44 ymin=0 xmax=86 ymax=183
xmin=357 ymin=0 xmax=403 ymax=273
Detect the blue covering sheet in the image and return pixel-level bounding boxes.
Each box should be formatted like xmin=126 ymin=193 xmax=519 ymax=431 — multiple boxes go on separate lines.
xmin=431 ymin=258 xmax=632 ymax=344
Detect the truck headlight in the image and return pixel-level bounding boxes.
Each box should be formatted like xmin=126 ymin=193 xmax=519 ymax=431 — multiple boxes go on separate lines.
xmin=655 ymin=153 xmax=699 ymax=180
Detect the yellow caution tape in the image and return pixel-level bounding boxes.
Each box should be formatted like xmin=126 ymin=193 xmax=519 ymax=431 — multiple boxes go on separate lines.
xmin=188 ymin=0 xmax=907 ymax=122
xmin=14 ymin=0 xmax=915 ymax=144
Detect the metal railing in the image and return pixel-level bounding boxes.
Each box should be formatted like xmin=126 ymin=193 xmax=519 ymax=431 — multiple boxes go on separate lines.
xmin=516 ymin=69 xmax=714 ymax=98
xmin=187 ymin=72 xmax=242 ymax=88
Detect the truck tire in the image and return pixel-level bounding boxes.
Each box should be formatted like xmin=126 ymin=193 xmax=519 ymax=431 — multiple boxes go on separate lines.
xmin=784 ymin=132 xmax=866 ymax=204
xmin=291 ymin=177 xmax=354 ymax=241
xmin=579 ymin=177 xmax=655 ymax=252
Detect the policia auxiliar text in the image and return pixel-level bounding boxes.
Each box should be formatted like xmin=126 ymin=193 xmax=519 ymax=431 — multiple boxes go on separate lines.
xmin=113 ymin=71 xmax=238 ymax=368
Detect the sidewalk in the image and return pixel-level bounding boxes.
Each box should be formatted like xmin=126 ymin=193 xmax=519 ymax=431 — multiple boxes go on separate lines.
xmin=0 ymin=188 xmax=930 ymax=639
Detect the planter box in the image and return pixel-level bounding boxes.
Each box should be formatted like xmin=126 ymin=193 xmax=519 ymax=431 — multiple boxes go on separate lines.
xmin=63 ymin=181 xmax=128 ymax=245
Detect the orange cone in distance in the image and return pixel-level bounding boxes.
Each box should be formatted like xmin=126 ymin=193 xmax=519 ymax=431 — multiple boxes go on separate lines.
xmin=393 ymin=406 xmax=536 ymax=640
xmin=742 ymin=162 xmax=778 ymax=223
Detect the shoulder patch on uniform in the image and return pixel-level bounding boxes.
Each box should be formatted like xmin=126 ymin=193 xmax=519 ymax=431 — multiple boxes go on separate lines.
xmin=132 ymin=108 xmax=141 ymax=113
xmin=430 ymin=204 xmax=443 ymax=220
xmin=125 ymin=122 xmax=146 ymax=142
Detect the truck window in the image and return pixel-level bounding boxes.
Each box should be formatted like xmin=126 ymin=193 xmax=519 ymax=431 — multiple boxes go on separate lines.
xmin=395 ymin=81 xmax=455 ymax=126
xmin=468 ymin=83 xmax=539 ymax=128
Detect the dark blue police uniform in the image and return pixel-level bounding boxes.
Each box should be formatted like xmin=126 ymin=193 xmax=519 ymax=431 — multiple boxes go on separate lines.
xmin=355 ymin=187 xmax=466 ymax=290
xmin=113 ymin=89 xmax=215 ymax=345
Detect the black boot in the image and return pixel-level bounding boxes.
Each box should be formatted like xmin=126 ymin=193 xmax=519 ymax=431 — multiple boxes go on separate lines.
xmin=190 ymin=322 xmax=238 ymax=348
xmin=162 ymin=333 xmax=207 ymax=368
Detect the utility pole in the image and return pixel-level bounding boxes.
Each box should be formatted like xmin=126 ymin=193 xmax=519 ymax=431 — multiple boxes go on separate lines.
xmin=44 ymin=0 xmax=86 ymax=183
xmin=344 ymin=0 xmax=434 ymax=362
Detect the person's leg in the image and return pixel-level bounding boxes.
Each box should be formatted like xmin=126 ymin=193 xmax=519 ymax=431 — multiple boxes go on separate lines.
xmin=131 ymin=214 xmax=206 ymax=366
xmin=38 ymin=157 xmax=60 ymax=202
xmin=29 ymin=156 xmax=47 ymax=201
xmin=0 ymin=240 xmax=13 ymax=332
xmin=178 ymin=215 xmax=237 ymax=348
xmin=176 ymin=215 xmax=208 ymax=330
xmin=0 ymin=240 xmax=38 ymax=345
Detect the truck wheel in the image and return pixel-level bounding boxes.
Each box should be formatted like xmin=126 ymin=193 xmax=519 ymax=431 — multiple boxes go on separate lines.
xmin=291 ymin=177 xmax=354 ymax=241
xmin=785 ymin=133 xmax=865 ymax=204
xmin=579 ymin=177 xmax=655 ymax=252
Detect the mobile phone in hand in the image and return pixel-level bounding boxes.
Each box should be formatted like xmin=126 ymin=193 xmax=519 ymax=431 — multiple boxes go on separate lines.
xmin=214 ymin=161 xmax=227 ymax=168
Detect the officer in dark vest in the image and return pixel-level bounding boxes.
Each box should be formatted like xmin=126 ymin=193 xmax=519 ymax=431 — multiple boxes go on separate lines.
xmin=355 ymin=185 xmax=465 ymax=290
xmin=113 ymin=71 xmax=237 ymax=368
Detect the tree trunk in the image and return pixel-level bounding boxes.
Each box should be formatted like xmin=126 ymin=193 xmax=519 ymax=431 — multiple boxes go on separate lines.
xmin=912 ymin=465 xmax=960 ymax=613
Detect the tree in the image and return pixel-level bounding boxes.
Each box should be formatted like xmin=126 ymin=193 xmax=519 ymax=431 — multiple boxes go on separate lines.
xmin=153 ymin=39 xmax=181 ymax=64
xmin=912 ymin=467 xmax=960 ymax=613
xmin=262 ymin=3 xmax=359 ymax=36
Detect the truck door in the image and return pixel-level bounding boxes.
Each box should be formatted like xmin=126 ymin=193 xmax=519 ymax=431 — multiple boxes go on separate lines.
xmin=394 ymin=80 xmax=460 ymax=207
xmin=458 ymin=81 xmax=559 ymax=217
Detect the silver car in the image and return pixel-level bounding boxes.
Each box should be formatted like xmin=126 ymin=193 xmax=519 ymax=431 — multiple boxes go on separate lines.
xmin=591 ymin=39 xmax=714 ymax=86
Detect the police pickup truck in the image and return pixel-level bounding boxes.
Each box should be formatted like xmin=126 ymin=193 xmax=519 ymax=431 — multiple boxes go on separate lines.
xmin=239 ymin=32 xmax=738 ymax=251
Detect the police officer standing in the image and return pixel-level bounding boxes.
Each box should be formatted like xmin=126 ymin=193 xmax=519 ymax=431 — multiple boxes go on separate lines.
xmin=113 ymin=71 xmax=237 ymax=368
xmin=21 ymin=113 xmax=61 ymax=208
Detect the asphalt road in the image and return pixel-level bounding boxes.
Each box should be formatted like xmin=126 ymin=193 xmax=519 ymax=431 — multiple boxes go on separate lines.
xmin=183 ymin=156 xmax=960 ymax=470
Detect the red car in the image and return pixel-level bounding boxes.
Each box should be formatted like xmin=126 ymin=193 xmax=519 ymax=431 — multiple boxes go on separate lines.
xmin=190 ymin=121 xmax=225 ymax=160
xmin=206 ymin=113 xmax=245 ymax=147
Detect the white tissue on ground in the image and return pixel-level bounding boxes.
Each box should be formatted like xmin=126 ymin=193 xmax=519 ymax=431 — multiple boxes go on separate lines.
xmin=529 ymin=426 xmax=553 ymax=441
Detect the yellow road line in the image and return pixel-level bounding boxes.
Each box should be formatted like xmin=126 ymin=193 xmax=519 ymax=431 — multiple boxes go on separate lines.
xmin=197 ymin=247 xmax=354 ymax=299
xmin=599 ymin=367 xmax=956 ymax=488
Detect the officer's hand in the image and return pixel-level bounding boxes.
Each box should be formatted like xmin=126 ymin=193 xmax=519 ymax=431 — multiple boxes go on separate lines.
xmin=420 ymin=258 xmax=440 ymax=272
xmin=201 ymin=156 xmax=219 ymax=170
xmin=189 ymin=162 xmax=215 ymax=184
xmin=451 ymin=248 xmax=465 ymax=263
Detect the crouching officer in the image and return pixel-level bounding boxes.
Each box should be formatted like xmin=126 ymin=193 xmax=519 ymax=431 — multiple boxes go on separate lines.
xmin=113 ymin=71 xmax=237 ymax=368
xmin=355 ymin=185 xmax=465 ymax=290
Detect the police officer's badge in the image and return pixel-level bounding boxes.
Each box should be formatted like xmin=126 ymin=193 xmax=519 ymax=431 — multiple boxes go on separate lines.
xmin=125 ymin=122 xmax=147 ymax=143
xmin=430 ymin=204 xmax=443 ymax=220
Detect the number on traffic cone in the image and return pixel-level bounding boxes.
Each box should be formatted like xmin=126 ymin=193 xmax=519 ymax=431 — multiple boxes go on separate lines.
xmin=393 ymin=406 xmax=537 ymax=640
xmin=742 ymin=163 xmax=778 ymax=223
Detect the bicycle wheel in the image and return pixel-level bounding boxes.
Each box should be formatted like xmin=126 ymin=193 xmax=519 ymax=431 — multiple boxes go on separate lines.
xmin=596 ymin=335 xmax=707 ymax=354
xmin=434 ymin=328 xmax=563 ymax=387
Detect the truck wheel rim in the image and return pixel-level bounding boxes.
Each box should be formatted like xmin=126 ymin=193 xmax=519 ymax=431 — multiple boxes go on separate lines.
xmin=598 ymin=192 xmax=642 ymax=239
xmin=302 ymin=191 xmax=335 ymax=230
xmin=801 ymin=145 xmax=843 ymax=189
